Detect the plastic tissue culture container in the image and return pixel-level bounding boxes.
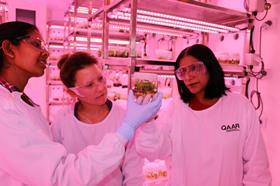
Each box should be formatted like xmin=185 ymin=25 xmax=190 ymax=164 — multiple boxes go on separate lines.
xmin=131 ymin=72 xmax=158 ymax=98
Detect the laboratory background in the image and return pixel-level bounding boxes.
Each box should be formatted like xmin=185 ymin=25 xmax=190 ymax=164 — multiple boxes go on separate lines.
xmin=1 ymin=0 xmax=279 ymax=185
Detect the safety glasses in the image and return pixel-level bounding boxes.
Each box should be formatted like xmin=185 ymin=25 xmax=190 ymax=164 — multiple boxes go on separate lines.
xmin=175 ymin=62 xmax=206 ymax=80
xmin=15 ymin=36 xmax=47 ymax=51
xmin=69 ymin=75 xmax=106 ymax=97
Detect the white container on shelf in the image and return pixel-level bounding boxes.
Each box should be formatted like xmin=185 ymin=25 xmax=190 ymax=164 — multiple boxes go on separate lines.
xmin=155 ymin=49 xmax=172 ymax=60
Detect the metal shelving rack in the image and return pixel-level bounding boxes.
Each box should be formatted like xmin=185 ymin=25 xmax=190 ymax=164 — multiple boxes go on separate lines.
xmin=64 ymin=1 xmax=99 ymax=52
xmin=45 ymin=0 xmax=252 ymax=122
xmin=86 ymin=0 xmax=251 ymax=84
xmin=64 ymin=1 xmax=145 ymax=58
xmin=46 ymin=20 xmax=74 ymax=123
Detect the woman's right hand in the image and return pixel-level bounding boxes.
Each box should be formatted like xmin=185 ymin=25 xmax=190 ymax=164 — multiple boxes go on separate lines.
xmin=117 ymin=90 xmax=162 ymax=140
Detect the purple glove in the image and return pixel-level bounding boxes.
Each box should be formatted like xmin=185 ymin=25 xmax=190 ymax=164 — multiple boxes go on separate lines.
xmin=118 ymin=90 xmax=162 ymax=140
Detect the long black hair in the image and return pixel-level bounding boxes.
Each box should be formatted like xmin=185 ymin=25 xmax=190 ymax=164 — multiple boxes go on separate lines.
xmin=175 ymin=44 xmax=229 ymax=103
xmin=0 ymin=21 xmax=38 ymax=71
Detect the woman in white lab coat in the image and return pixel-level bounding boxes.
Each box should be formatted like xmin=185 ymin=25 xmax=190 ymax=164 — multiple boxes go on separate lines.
xmin=136 ymin=44 xmax=271 ymax=186
xmin=0 ymin=21 xmax=161 ymax=186
xmin=51 ymin=51 xmax=144 ymax=185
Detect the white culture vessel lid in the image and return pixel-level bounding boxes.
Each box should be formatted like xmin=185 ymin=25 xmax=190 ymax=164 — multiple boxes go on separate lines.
xmin=132 ymin=72 xmax=158 ymax=81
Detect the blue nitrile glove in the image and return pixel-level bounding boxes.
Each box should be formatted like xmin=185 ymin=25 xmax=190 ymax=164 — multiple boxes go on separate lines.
xmin=118 ymin=90 xmax=162 ymax=140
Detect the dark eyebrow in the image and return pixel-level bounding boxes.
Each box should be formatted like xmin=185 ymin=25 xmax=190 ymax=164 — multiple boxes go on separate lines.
xmin=14 ymin=35 xmax=30 ymax=41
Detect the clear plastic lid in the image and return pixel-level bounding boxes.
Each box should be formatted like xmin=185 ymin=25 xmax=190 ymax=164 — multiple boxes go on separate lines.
xmin=131 ymin=72 xmax=158 ymax=97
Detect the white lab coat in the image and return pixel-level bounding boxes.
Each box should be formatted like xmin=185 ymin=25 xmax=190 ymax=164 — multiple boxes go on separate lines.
xmin=136 ymin=93 xmax=272 ymax=186
xmin=0 ymin=86 xmax=127 ymax=186
xmin=51 ymin=102 xmax=144 ymax=186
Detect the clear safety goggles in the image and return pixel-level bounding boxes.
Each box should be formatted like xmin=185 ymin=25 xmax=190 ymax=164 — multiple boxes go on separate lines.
xmin=175 ymin=62 xmax=206 ymax=80
xmin=16 ymin=36 xmax=47 ymax=51
xmin=69 ymin=75 xmax=106 ymax=97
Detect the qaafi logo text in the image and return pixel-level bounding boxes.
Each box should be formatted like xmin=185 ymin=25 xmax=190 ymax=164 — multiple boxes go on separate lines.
xmin=221 ymin=123 xmax=240 ymax=132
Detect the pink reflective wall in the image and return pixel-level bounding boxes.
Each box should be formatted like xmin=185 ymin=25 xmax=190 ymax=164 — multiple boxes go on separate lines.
xmin=256 ymin=3 xmax=280 ymax=186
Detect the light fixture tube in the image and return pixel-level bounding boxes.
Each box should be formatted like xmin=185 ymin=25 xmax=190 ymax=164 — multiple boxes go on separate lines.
xmin=70 ymin=36 xmax=130 ymax=45
xmin=109 ymin=14 xmax=219 ymax=34
xmin=69 ymin=6 xmax=97 ymax=14
xmin=49 ymin=45 xmax=64 ymax=49
xmin=119 ymin=12 xmax=228 ymax=33
xmin=48 ymin=25 xmax=64 ymax=29
xmin=123 ymin=8 xmax=239 ymax=32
